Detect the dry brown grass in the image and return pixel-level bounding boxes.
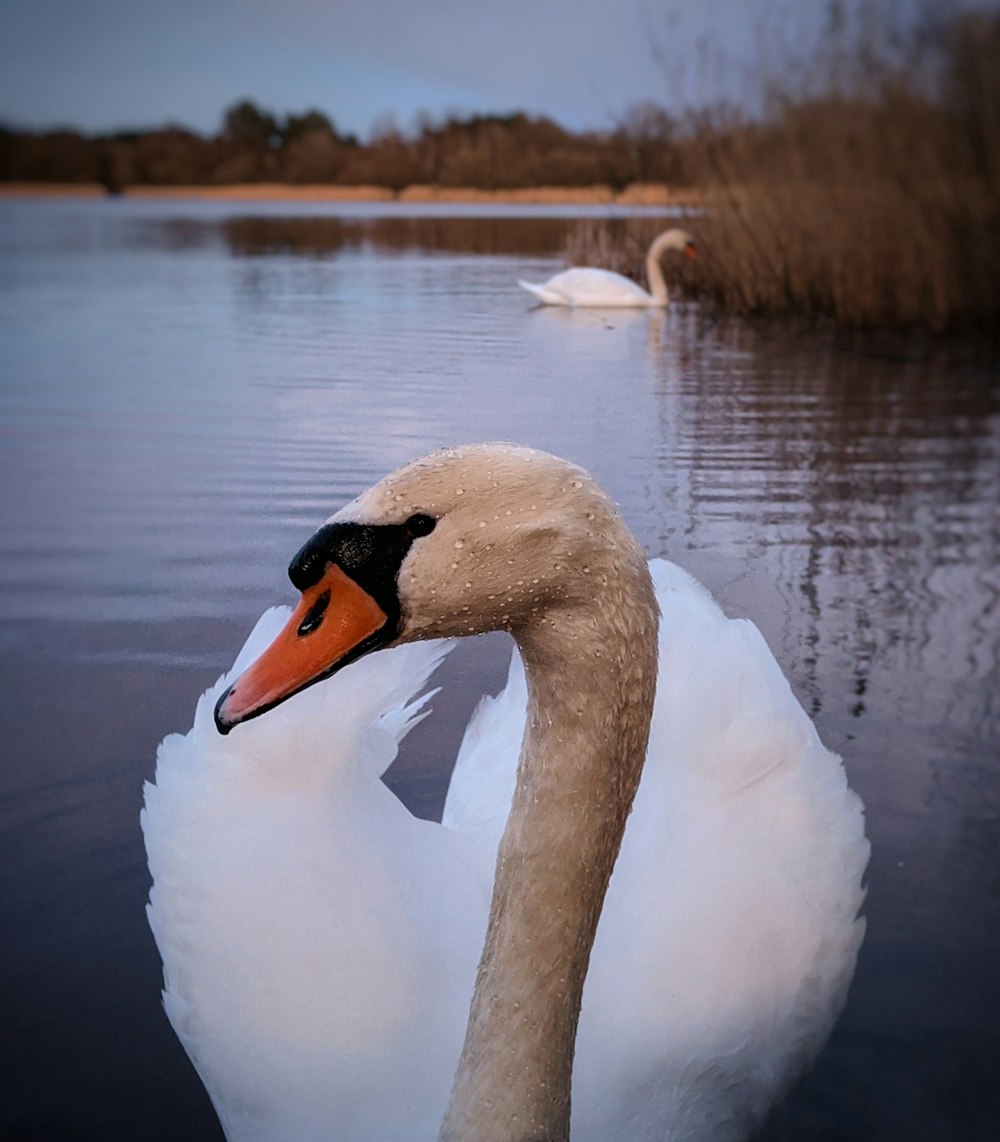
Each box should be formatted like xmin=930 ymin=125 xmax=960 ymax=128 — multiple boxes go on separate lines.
xmin=399 ymin=182 xmax=699 ymax=207
xmin=398 ymin=184 xmax=615 ymax=204
xmin=8 ymin=180 xmax=701 ymax=207
xmin=122 ymin=183 xmax=395 ymax=201
xmin=686 ymin=177 xmax=997 ymax=333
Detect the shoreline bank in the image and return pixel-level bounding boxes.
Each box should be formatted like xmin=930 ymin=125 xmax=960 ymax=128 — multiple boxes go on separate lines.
xmin=0 ymin=181 xmax=700 ymax=207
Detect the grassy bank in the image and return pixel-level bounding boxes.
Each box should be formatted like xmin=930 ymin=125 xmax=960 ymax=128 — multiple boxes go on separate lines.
xmin=571 ymin=6 xmax=1000 ymax=338
xmin=118 ymin=180 xmax=697 ymax=206
xmin=0 ymin=180 xmax=699 ymax=207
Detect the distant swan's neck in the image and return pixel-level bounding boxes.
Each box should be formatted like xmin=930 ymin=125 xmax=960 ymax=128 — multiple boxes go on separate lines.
xmin=645 ymin=238 xmax=669 ymax=306
xmin=440 ymin=551 xmax=658 ymax=1142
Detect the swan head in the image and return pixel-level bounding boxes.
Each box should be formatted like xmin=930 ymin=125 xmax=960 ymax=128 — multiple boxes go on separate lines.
xmin=651 ymin=228 xmax=697 ymax=261
xmin=215 ymin=443 xmax=640 ymax=733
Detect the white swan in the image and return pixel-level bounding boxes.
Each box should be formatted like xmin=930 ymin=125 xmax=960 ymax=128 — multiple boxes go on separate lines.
xmin=518 ymin=228 xmax=696 ymax=307
xmin=143 ymin=444 xmax=868 ymax=1142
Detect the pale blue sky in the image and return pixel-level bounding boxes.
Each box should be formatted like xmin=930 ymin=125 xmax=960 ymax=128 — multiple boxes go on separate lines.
xmin=0 ymin=0 xmax=928 ymax=138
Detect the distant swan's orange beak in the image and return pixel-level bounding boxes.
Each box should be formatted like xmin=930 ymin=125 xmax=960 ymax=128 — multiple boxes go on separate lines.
xmin=684 ymin=243 xmax=698 ymax=261
xmin=214 ymin=563 xmax=388 ymax=734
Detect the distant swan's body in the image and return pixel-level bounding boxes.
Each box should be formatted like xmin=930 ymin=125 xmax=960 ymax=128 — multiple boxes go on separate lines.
xmin=143 ymin=445 xmax=867 ymax=1142
xmin=519 ymin=228 xmax=696 ymax=307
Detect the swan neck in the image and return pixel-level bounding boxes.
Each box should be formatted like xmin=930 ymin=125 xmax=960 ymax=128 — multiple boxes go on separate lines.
xmin=440 ymin=553 xmax=658 ymax=1142
xmin=646 ymin=241 xmax=669 ymax=305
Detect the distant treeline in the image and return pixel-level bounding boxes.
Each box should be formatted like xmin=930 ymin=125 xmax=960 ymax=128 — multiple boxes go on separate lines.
xmin=0 ymin=102 xmax=685 ymax=191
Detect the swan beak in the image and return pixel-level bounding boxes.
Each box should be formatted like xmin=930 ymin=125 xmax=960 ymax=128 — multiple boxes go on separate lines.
xmin=214 ymin=563 xmax=389 ymax=734
xmin=684 ymin=242 xmax=698 ymax=261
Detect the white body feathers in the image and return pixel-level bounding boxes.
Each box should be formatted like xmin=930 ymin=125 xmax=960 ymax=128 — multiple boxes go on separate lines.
xmin=518 ymin=267 xmax=663 ymax=308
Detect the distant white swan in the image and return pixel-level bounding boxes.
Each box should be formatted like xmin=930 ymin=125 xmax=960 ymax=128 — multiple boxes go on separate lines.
xmin=519 ymin=227 xmax=696 ymax=307
xmin=143 ymin=443 xmax=868 ymax=1142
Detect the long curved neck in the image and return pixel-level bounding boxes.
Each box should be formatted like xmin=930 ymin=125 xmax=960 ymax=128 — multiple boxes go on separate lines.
xmin=440 ymin=552 xmax=658 ymax=1142
xmin=645 ymin=238 xmax=670 ymax=306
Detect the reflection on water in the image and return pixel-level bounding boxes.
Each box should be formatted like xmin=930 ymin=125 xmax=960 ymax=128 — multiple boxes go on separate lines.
xmin=1 ymin=199 xmax=998 ymax=1141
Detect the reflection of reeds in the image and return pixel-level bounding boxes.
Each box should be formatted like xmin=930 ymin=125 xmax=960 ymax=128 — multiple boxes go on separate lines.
xmin=571 ymin=7 xmax=1000 ymax=336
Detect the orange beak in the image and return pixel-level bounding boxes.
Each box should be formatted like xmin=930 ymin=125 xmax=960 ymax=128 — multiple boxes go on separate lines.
xmin=214 ymin=563 xmax=389 ymax=733
xmin=684 ymin=242 xmax=698 ymax=261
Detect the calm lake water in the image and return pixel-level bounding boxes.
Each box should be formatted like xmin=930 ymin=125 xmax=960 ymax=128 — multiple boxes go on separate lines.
xmin=1 ymin=198 xmax=998 ymax=1141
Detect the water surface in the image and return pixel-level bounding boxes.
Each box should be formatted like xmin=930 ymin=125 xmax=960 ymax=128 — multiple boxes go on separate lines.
xmin=1 ymin=198 xmax=998 ymax=1140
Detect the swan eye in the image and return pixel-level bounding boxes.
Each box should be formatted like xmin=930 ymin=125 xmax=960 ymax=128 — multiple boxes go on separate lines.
xmin=404 ymin=513 xmax=436 ymax=538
